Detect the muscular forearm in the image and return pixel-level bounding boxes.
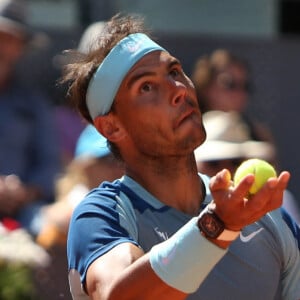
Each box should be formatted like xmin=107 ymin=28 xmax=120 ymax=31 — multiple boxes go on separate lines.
xmin=86 ymin=244 xmax=187 ymax=300
xmin=106 ymin=255 xmax=187 ymax=300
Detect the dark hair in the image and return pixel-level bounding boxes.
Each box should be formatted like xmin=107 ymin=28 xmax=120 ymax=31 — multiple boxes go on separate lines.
xmin=191 ymin=49 xmax=250 ymax=113
xmin=61 ymin=13 xmax=151 ymax=159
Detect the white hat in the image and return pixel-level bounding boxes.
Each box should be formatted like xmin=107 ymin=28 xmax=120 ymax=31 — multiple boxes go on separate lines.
xmin=77 ymin=21 xmax=106 ymax=54
xmin=194 ymin=110 xmax=275 ymax=162
xmin=53 ymin=21 xmax=106 ymax=68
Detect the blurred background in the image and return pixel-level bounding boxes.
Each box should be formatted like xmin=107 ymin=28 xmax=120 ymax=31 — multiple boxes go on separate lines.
xmin=7 ymin=0 xmax=299 ymax=299
xmin=23 ymin=0 xmax=300 ymax=201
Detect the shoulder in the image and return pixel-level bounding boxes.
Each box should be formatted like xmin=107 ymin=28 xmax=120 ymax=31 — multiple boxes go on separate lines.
xmin=70 ymin=179 xmax=138 ymax=233
xmin=67 ymin=179 xmax=139 ymax=271
xmin=72 ymin=180 xmax=123 ymax=214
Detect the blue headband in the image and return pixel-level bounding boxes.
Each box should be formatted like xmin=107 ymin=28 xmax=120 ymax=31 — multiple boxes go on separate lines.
xmin=86 ymin=33 xmax=165 ymax=119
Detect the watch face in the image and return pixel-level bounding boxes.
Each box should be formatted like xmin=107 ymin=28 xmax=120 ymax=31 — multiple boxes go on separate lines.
xmin=198 ymin=212 xmax=224 ymax=239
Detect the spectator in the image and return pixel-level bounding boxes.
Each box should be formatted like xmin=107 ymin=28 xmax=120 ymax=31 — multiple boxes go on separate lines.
xmin=0 ymin=0 xmax=60 ymax=236
xmin=37 ymin=124 xmax=124 ymax=249
xmin=194 ymin=110 xmax=275 ymax=176
xmin=191 ymin=49 xmax=300 ymax=221
xmin=191 ymin=49 xmax=275 ymax=149
xmin=62 ymin=14 xmax=299 ymax=299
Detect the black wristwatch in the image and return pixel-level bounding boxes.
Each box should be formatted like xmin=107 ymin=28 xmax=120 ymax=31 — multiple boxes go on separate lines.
xmin=197 ymin=207 xmax=225 ymax=239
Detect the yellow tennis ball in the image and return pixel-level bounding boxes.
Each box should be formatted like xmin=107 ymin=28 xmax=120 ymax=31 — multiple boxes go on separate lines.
xmin=234 ymin=158 xmax=277 ymax=195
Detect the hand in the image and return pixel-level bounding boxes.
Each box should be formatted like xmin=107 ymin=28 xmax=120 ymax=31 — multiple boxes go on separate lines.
xmin=208 ymin=169 xmax=290 ymax=231
xmin=0 ymin=174 xmax=37 ymax=216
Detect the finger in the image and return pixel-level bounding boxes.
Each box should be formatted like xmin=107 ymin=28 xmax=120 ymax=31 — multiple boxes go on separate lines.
xmin=209 ymin=169 xmax=232 ymax=192
xmin=230 ymin=173 xmax=255 ymax=199
xmin=246 ymin=171 xmax=290 ymax=213
xmin=264 ymin=172 xmax=290 ymax=210
xmin=275 ymin=171 xmax=290 ymax=189
xmin=225 ymin=174 xmax=284 ymax=227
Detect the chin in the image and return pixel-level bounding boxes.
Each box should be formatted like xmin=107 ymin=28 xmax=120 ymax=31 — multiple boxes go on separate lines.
xmin=176 ymin=120 xmax=206 ymax=148
xmin=181 ymin=133 xmax=205 ymax=153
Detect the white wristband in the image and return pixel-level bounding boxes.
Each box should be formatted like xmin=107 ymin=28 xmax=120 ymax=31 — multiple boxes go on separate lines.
xmin=149 ymin=217 xmax=227 ymax=293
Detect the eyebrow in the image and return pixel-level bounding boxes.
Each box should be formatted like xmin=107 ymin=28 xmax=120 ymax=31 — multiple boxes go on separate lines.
xmin=126 ymin=57 xmax=182 ymax=89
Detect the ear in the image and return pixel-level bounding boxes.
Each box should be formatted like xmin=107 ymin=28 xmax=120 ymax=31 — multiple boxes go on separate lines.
xmin=94 ymin=114 xmax=126 ymax=143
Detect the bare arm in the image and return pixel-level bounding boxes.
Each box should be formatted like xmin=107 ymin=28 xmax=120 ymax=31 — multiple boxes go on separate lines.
xmin=86 ymin=243 xmax=187 ymax=300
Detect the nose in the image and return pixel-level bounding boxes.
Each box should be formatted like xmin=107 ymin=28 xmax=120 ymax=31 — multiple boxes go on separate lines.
xmin=167 ymin=78 xmax=188 ymax=106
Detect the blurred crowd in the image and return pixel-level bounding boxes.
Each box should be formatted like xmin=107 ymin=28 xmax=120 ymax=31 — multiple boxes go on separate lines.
xmin=0 ymin=0 xmax=299 ymax=299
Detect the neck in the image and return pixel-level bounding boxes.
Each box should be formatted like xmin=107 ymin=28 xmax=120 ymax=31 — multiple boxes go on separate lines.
xmin=126 ymin=154 xmax=205 ymax=215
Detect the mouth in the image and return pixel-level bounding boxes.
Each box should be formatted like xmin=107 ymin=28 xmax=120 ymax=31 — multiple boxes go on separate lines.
xmin=174 ymin=107 xmax=196 ymax=129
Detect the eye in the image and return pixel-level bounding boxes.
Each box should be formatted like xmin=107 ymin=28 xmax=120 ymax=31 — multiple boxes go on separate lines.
xmin=140 ymin=82 xmax=153 ymax=93
xmin=170 ymin=68 xmax=180 ymax=78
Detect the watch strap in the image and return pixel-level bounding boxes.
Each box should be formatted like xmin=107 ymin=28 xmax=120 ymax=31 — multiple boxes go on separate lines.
xmin=217 ymin=228 xmax=240 ymax=241
xmin=198 ymin=203 xmax=240 ymax=242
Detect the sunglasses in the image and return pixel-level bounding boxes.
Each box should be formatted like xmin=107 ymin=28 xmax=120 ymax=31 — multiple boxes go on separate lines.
xmin=216 ymin=73 xmax=252 ymax=93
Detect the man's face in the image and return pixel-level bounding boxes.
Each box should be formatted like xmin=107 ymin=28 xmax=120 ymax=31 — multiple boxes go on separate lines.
xmin=112 ymin=50 xmax=206 ymax=158
xmin=0 ymin=31 xmax=25 ymax=87
xmin=203 ymin=63 xmax=249 ymax=113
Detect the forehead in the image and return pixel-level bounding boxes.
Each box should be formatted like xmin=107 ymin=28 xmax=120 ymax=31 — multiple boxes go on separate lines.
xmin=124 ymin=50 xmax=179 ymax=79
